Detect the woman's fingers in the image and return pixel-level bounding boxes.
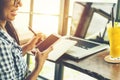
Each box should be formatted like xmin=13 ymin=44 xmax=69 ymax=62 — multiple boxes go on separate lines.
xmin=35 ymin=33 xmax=46 ymax=45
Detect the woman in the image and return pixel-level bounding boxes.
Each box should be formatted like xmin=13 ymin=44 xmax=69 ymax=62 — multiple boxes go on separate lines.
xmin=0 ymin=0 xmax=52 ymax=80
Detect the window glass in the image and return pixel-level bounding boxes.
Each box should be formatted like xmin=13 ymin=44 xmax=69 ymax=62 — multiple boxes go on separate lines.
xmin=13 ymin=0 xmax=31 ymax=41
xmin=69 ymin=0 xmax=75 ymax=16
xmin=18 ymin=0 xmax=30 ymax=12
xmin=14 ymin=0 xmax=60 ymax=40
xmin=32 ymin=15 xmax=59 ymax=35
xmin=34 ymin=0 xmax=60 ymax=14
xmin=13 ymin=13 xmax=31 ymax=41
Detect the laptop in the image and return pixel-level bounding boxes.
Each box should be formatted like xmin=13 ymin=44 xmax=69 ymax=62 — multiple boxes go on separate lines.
xmin=65 ymin=36 xmax=109 ymax=60
xmin=65 ymin=2 xmax=114 ymax=60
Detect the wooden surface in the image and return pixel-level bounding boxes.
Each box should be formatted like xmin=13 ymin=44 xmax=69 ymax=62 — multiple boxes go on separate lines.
xmin=61 ymin=49 xmax=120 ymax=80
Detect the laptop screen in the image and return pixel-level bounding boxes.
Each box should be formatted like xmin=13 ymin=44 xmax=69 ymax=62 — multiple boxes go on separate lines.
xmin=85 ymin=12 xmax=109 ymax=40
xmin=84 ymin=2 xmax=115 ymax=43
xmin=85 ymin=3 xmax=113 ymax=40
xmin=70 ymin=2 xmax=115 ymax=43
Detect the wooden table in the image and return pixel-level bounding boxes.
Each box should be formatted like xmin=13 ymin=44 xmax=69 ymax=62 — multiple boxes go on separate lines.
xmin=55 ymin=49 xmax=120 ymax=80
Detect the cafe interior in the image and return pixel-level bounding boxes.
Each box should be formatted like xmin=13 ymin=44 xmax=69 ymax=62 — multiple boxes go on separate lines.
xmin=13 ymin=0 xmax=120 ymax=80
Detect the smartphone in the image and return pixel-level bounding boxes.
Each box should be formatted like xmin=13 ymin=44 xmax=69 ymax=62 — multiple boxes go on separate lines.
xmin=36 ymin=34 xmax=59 ymax=52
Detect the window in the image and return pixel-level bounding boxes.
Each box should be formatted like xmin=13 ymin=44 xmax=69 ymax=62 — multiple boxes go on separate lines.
xmin=13 ymin=0 xmax=31 ymax=43
xmin=13 ymin=0 xmax=61 ymax=44
xmin=32 ymin=0 xmax=60 ymax=35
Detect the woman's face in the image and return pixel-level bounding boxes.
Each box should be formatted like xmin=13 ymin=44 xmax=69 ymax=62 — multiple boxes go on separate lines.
xmin=3 ymin=0 xmax=22 ymax=21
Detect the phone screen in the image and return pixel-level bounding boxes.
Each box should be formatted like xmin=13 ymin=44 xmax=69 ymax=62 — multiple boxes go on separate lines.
xmin=36 ymin=34 xmax=59 ymax=52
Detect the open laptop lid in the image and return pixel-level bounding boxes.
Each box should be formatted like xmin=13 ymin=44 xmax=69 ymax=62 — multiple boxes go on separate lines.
xmin=66 ymin=2 xmax=115 ymax=60
xmin=85 ymin=2 xmax=116 ymax=44
xmin=70 ymin=1 xmax=116 ymax=44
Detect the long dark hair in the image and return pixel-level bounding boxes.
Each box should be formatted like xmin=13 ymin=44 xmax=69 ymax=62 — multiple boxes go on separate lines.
xmin=5 ymin=21 xmax=20 ymax=45
xmin=0 ymin=0 xmax=5 ymax=20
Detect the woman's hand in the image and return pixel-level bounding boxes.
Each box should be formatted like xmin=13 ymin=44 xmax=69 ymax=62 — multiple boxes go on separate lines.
xmin=32 ymin=46 xmax=53 ymax=67
xmin=27 ymin=33 xmax=45 ymax=48
xmin=25 ymin=46 xmax=53 ymax=80
xmin=21 ymin=33 xmax=46 ymax=55
xmin=35 ymin=33 xmax=46 ymax=45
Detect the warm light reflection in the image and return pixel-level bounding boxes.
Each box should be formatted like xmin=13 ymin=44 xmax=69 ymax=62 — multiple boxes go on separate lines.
xmin=34 ymin=0 xmax=60 ymax=14
xmin=14 ymin=0 xmax=60 ymax=40
xmin=32 ymin=15 xmax=59 ymax=35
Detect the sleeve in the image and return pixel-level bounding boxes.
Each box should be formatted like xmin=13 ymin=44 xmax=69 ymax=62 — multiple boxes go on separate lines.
xmin=0 ymin=41 xmax=16 ymax=79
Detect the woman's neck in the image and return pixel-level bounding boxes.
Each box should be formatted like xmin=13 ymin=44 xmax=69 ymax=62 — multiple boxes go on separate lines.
xmin=0 ymin=20 xmax=7 ymax=30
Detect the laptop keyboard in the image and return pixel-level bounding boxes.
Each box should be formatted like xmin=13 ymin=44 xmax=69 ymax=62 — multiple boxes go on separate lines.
xmin=68 ymin=37 xmax=99 ymax=49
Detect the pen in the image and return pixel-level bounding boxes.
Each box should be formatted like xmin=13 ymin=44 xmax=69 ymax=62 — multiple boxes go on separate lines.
xmin=28 ymin=27 xmax=37 ymax=36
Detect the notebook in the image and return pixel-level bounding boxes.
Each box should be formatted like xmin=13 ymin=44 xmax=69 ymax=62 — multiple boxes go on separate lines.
xmin=36 ymin=34 xmax=77 ymax=61
xmin=65 ymin=36 xmax=109 ymax=60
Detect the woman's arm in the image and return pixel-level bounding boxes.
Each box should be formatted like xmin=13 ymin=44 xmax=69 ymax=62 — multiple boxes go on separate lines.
xmin=21 ymin=33 xmax=46 ymax=56
xmin=25 ymin=47 xmax=53 ymax=80
xmin=21 ymin=36 xmax=38 ymax=56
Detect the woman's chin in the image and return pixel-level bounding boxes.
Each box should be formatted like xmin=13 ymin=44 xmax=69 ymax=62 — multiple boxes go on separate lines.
xmin=8 ymin=17 xmax=16 ymax=21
